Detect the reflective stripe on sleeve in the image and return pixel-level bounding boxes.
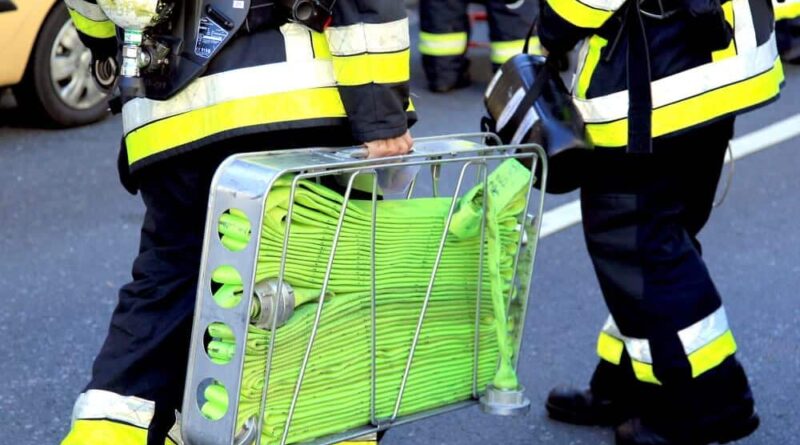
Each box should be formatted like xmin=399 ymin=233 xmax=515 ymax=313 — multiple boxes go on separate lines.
xmin=545 ymin=0 xmax=618 ymax=29
xmin=418 ymin=32 xmax=468 ymax=57
xmin=326 ymin=18 xmax=410 ymax=56
xmin=332 ymin=50 xmax=411 ymax=86
xmin=64 ymin=0 xmax=108 ymax=21
xmin=67 ymin=8 xmax=116 ymax=39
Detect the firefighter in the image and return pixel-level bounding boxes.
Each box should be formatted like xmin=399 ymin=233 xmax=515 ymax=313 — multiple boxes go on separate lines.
xmin=60 ymin=0 xmax=415 ymax=443
xmin=776 ymin=0 xmax=800 ymax=62
xmin=418 ymin=0 xmax=540 ymax=92
xmin=536 ymin=0 xmax=782 ymax=444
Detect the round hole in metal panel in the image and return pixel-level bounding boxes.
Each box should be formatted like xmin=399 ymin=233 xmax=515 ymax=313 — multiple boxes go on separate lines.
xmin=218 ymin=208 xmax=252 ymax=252
xmin=197 ymin=377 xmax=229 ymax=421
xmin=211 ymin=266 xmax=243 ymax=309
xmin=205 ymin=321 xmax=236 ymax=365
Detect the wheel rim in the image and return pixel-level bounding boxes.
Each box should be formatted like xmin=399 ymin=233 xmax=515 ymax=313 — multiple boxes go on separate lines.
xmin=50 ymin=20 xmax=106 ymax=110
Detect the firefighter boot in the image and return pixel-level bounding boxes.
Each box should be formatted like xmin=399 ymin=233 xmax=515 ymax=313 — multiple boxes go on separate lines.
xmin=615 ymin=413 xmax=760 ymax=445
xmin=546 ymin=387 xmax=630 ymax=426
xmin=546 ymin=359 xmax=636 ymax=426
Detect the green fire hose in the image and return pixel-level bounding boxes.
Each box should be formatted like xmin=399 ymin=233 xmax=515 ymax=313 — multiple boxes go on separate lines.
xmin=203 ymin=159 xmax=532 ymax=444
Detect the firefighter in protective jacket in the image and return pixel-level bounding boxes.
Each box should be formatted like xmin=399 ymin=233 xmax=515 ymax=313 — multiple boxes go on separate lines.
xmin=775 ymin=0 xmax=800 ymax=63
xmin=60 ymin=1 xmax=415 ymax=443
xmin=537 ymin=0 xmax=782 ymax=443
xmin=419 ymin=0 xmax=539 ymax=92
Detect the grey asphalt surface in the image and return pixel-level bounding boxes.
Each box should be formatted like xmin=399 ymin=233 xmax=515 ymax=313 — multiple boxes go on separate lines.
xmin=1 ymin=23 xmax=799 ymax=445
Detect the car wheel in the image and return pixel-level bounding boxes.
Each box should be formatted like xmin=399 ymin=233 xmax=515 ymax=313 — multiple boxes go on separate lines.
xmin=13 ymin=2 xmax=109 ymax=127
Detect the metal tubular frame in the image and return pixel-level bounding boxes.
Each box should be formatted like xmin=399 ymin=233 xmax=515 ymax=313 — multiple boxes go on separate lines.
xmin=181 ymin=136 xmax=547 ymax=445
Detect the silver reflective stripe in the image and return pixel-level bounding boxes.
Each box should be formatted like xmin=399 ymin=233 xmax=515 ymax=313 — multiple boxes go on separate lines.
xmin=603 ymin=307 xmax=732 ymax=364
xmin=72 ymin=389 xmax=155 ymax=429
xmin=485 ymin=68 xmax=503 ymax=99
xmin=167 ymin=412 xmax=184 ymax=445
xmin=510 ymin=108 xmax=540 ymax=145
xmin=574 ymin=32 xmax=777 ymax=123
xmin=122 ymin=60 xmax=336 ymax=134
xmin=678 ymin=306 xmax=730 ymax=355
xmin=495 ymin=88 xmax=526 ymax=132
xmin=64 ymin=0 xmax=109 ymax=21
xmin=577 ymin=0 xmax=626 ymax=12
xmin=326 ymin=18 xmax=410 ymax=56
xmin=281 ymin=23 xmax=315 ymax=62
xmin=602 ymin=317 xmax=653 ymax=364
xmin=732 ymin=0 xmax=757 ymax=52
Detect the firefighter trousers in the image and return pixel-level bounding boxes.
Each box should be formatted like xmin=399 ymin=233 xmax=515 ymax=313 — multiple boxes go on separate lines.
xmin=419 ymin=0 xmax=537 ymax=88
xmin=580 ymin=118 xmax=756 ymax=431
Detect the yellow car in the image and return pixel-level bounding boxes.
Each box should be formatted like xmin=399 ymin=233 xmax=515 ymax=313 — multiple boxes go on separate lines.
xmin=0 ymin=0 xmax=108 ymax=126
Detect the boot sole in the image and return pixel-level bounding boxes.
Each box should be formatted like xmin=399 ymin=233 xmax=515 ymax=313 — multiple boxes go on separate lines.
xmin=714 ymin=413 xmax=760 ymax=444
xmin=545 ymin=400 xmax=622 ymax=427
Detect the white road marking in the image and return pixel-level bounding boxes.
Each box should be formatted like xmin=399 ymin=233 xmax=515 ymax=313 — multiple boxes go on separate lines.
xmin=539 ymin=114 xmax=800 ymax=238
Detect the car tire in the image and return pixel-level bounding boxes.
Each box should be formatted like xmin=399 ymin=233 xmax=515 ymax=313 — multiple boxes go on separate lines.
xmin=13 ymin=2 xmax=109 ymax=127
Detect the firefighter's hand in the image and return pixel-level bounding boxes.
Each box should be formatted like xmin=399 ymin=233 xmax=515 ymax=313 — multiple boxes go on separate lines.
xmin=364 ymin=131 xmax=413 ymax=159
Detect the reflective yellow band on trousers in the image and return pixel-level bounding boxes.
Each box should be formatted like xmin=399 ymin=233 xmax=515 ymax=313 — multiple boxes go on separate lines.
xmin=332 ymin=50 xmax=411 ymax=86
xmin=775 ymin=1 xmax=800 ymax=20
xmin=585 ymin=58 xmax=783 ymax=147
xmin=597 ymin=308 xmax=739 ymax=385
xmin=597 ymin=331 xmax=624 ymax=365
xmin=125 ymin=88 xmax=347 ymax=166
xmin=490 ymin=37 xmax=542 ymax=64
xmin=546 ymin=0 xmax=617 ymax=29
xmin=418 ymin=32 xmax=468 ymax=56
xmin=67 ymin=8 xmax=116 ymax=39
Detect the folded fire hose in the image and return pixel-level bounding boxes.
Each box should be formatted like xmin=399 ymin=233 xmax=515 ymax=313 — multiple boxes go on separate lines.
xmin=202 ymin=159 xmax=532 ymax=444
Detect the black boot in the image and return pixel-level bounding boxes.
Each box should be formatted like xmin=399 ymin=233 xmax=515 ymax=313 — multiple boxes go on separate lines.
xmin=615 ymin=412 xmax=759 ymax=445
xmin=546 ymin=386 xmax=631 ymax=426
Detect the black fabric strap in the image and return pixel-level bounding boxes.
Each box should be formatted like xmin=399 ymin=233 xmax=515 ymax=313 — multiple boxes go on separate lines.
xmin=626 ymin=0 xmax=653 ymax=154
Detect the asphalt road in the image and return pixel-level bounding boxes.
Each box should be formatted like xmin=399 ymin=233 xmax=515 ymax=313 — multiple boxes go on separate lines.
xmin=1 ymin=26 xmax=799 ymax=445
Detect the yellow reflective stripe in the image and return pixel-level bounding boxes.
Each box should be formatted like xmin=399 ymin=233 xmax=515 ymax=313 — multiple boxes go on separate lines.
xmin=67 ymin=8 xmax=116 ymax=39
xmin=64 ymin=0 xmax=108 ymax=21
xmin=631 ymin=361 xmax=662 ymax=385
xmin=597 ymin=331 xmax=624 ymax=365
xmin=713 ymin=2 xmax=737 ymax=61
xmin=576 ymin=35 xmax=607 ymax=99
xmin=62 ymin=419 xmax=149 ymax=445
xmin=126 ymin=88 xmax=347 ymax=165
xmin=312 ymin=31 xmax=332 ymax=60
xmin=688 ymin=330 xmax=737 ymax=378
xmin=418 ymin=32 xmax=468 ymax=56
xmin=333 ymin=50 xmax=411 ymax=86
xmin=775 ymin=2 xmax=800 ymax=20
xmin=586 ymin=58 xmax=784 ymax=147
xmin=489 ymin=37 xmax=542 ymax=64
xmin=546 ymin=0 xmax=615 ymax=29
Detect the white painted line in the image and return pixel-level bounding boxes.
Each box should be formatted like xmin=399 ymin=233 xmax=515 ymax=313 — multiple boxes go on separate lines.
xmin=539 ymin=113 xmax=800 ymax=238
